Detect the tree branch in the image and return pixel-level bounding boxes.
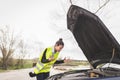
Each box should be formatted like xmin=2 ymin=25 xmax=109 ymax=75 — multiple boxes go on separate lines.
xmin=95 ymin=0 xmax=110 ymax=14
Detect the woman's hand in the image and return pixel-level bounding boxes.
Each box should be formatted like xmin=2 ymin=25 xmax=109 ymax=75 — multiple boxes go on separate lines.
xmin=63 ymin=57 xmax=71 ymax=63
xmin=48 ymin=56 xmax=55 ymax=61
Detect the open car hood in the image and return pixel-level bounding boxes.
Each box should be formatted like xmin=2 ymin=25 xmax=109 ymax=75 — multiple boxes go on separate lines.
xmin=67 ymin=5 xmax=120 ymax=68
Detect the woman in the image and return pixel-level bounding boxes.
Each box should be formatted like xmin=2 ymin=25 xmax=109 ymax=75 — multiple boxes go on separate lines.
xmin=29 ymin=38 xmax=69 ymax=80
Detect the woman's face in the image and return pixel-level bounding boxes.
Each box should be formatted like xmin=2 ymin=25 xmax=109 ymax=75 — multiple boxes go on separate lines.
xmin=55 ymin=45 xmax=64 ymax=52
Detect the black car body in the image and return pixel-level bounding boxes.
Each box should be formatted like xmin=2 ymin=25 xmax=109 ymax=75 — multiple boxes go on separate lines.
xmin=46 ymin=5 xmax=120 ymax=80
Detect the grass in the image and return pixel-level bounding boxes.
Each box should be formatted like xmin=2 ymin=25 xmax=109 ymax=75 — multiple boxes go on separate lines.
xmin=0 ymin=69 xmax=8 ymax=72
xmin=0 ymin=59 xmax=89 ymax=72
xmin=0 ymin=59 xmax=34 ymax=72
xmin=13 ymin=60 xmax=33 ymax=69
xmin=54 ymin=60 xmax=89 ymax=66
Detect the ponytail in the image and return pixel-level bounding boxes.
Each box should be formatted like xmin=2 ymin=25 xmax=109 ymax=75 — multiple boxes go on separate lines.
xmin=55 ymin=38 xmax=64 ymax=46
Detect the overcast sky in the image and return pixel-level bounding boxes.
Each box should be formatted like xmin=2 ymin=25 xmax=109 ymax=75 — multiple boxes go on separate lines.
xmin=0 ymin=0 xmax=120 ymax=60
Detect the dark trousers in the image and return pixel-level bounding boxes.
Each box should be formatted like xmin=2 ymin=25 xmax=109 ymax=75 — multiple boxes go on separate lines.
xmin=36 ymin=72 xmax=49 ymax=80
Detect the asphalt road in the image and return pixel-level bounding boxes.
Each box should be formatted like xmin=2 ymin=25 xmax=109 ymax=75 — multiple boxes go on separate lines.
xmin=0 ymin=66 xmax=90 ymax=80
xmin=0 ymin=68 xmax=36 ymax=80
xmin=0 ymin=68 xmax=64 ymax=80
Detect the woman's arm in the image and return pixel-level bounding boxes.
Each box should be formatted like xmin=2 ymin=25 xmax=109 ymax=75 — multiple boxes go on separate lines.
xmin=54 ymin=58 xmax=71 ymax=64
xmin=54 ymin=60 xmax=64 ymax=64
xmin=41 ymin=48 xmax=50 ymax=63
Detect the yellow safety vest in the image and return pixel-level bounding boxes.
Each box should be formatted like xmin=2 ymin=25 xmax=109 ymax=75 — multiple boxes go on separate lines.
xmin=34 ymin=47 xmax=59 ymax=74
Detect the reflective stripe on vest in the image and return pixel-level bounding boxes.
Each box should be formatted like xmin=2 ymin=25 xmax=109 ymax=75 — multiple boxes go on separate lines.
xmin=34 ymin=61 xmax=44 ymax=74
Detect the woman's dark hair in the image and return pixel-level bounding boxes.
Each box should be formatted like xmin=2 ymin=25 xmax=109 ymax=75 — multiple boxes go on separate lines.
xmin=55 ymin=38 xmax=64 ymax=46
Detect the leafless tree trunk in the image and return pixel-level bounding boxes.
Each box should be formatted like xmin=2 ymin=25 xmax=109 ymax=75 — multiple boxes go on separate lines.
xmin=17 ymin=40 xmax=28 ymax=68
xmin=0 ymin=26 xmax=20 ymax=69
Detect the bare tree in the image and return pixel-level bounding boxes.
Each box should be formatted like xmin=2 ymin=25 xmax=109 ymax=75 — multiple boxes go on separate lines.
xmin=16 ymin=40 xmax=28 ymax=68
xmin=95 ymin=0 xmax=110 ymax=14
xmin=66 ymin=0 xmax=110 ymax=14
xmin=78 ymin=0 xmax=111 ymax=14
xmin=0 ymin=26 xmax=20 ymax=69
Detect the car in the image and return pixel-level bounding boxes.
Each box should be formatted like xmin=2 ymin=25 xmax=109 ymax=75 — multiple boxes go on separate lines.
xmin=46 ymin=5 xmax=120 ymax=80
